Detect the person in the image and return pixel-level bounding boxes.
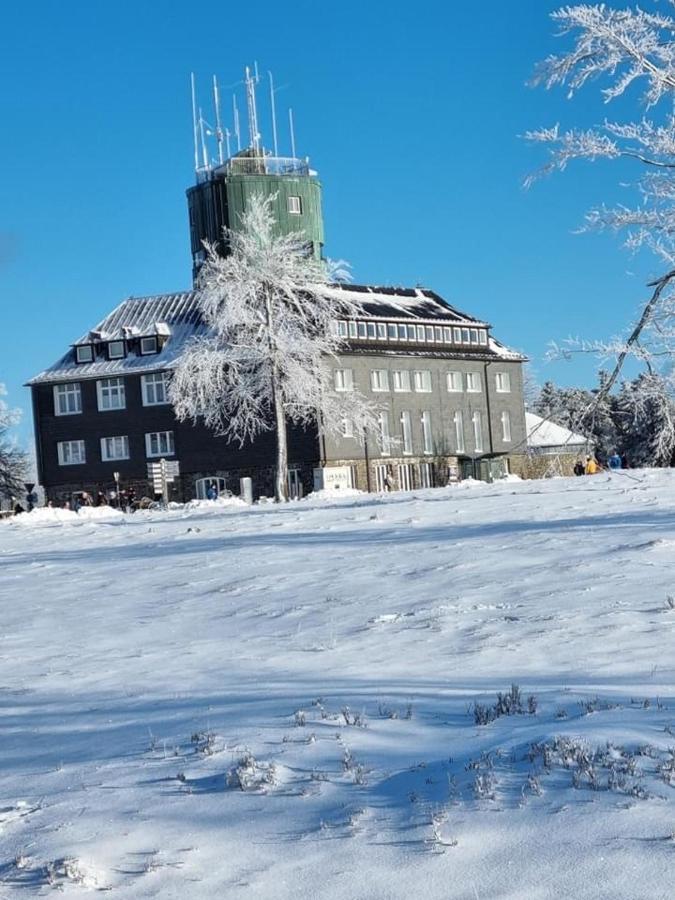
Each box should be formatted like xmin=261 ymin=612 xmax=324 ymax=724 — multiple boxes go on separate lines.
xmin=206 ymin=482 xmax=218 ymax=501
xmin=573 ymin=459 xmax=585 ymax=477
xmin=585 ymin=455 xmax=599 ymax=475
xmin=96 ymin=491 xmax=108 ymax=506
xmin=13 ymin=502 xmax=24 ymax=515
xmin=73 ymin=495 xmax=82 ymax=513
xmin=608 ymin=451 xmax=622 ymax=470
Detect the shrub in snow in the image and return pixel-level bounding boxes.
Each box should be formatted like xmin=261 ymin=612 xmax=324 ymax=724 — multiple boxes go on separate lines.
xmin=473 ymin=772 xmax=497 ymax=801
xmin=473 ymin=684 xmax=537 ymax=725
xmin=191 ymin=730 xmax=217 ymax=755
xmin=341 ymin=706 xmax=366 ymax=727
xmin=227 ymin=752 xmax=276 ymax=791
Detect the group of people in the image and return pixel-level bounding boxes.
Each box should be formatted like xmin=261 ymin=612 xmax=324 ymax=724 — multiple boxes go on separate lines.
xmin=46 ymin=487 xmax=143 ymax=513
xmin=573 ymin=452 xmax=626 ymax=477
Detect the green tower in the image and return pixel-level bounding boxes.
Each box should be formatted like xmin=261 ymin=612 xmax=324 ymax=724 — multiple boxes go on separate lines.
xmin=186 ymin=69 xmax=324 ymax=283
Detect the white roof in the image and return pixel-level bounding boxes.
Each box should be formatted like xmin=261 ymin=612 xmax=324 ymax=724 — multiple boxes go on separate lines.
xmin=526 ymin=412 xmax=589 ymax=450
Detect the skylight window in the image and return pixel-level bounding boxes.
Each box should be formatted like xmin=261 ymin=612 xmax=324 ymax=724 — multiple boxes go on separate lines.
xmin=75 ymin=345 xmax=93 ymax=364
xmin=140 ymin=336 xmax=158 ymax=355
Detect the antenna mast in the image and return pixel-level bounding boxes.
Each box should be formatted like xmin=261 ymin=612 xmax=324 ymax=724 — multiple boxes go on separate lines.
xmin=212 ymin=75 xmax=224 ymax=164
xmin=245 ymin=65 xmax=261 ymax=155
xmin=198 ymin=108 xmax=209 ymax=170
xmin=190 ymin=73 xmax=199 ymax=172
xmin=288 ymin=107 xmax=296 ymax=159
xmin=268 ymin=71 xmax=278 ymax=157
xmin=232 ymin=94 xmax=241 ymax=152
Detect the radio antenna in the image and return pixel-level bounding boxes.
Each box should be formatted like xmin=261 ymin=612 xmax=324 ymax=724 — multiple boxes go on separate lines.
xmin=245 ymin=65 xmax=261 ymax=155
xmin=198 ymin=108 xmax=209 ymax=170
xmin=268 ymin=71 xmax=278 ymax=157
xmin=232 ymin=94 xmax=241 ymax=152
xmin=190 ymin=73 xmax=199 ymax=172
xmin=212 ymin=75 xmax=224 ymax=164
xmin=288 ymin=107 xmax=296 ymax=159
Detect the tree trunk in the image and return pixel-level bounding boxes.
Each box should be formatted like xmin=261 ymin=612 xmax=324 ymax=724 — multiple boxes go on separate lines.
xmin=273 ymin=370 xmax=289 ymax=502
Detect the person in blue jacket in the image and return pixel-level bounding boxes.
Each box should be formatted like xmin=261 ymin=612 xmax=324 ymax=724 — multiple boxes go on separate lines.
xmin=608 ymin=451 xmax=622 ymax=470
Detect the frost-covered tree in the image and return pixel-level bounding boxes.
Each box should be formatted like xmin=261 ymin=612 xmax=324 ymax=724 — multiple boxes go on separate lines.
xmin=171 ymin=194 xmax=378 ymax=501
xmin=528 ymin=2 xmax=675 ymax=463
xmin=615 ymin=373 xmax=675 ymax=466
xmin=0 ymin=384 xmax=26 ymax=501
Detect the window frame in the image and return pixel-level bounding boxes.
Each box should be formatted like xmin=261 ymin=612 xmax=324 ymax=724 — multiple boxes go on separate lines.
xmin=334 ymin=368 xmax=354 ymax=392
xmin=287 ymin=195 xmax=302 ymax=215
xmin=413 ymin=370 xmax=432 ymax=393
xmin=370 ymin=369 xmax=390 ymax=392
xmin=501 ymin=410 xmax=512 ymax=443
xmin=421 ymin=410 xmax=433 ymax=455
xmin=400 ymin=410 xmax=413 ymax=455
xmin=141 ymin=372 xmax=170 ymax=406
xmin=107 ymin=340 xmax=125 ymax=360
xmin=53 ymin=382 xmax=82 ymax=416
xmin=446 ymin=371 xmax=463 ymax=393
xmin=392 ymin=370 xmax=411 ymax=392
xmin=140 ymin=336 xmax=159 ymax=355
xmin=96 ymin=377 xmax=126 ymax=412
xmin=454 ymin=410 xmax=465 ymax=454
xmin=472 ymin=411 xmax=484 ymax=453
xmin=145 ymin=430 xmax=175 ymax=458
xmin=57 ymin=439 xmax=86 ymax=466
xmin=495 ymin=371 xmax=511 ymax=393
xmin=378 ymin=411 xmax=391 ymax=456
xmin=75 ymin=345 xmax=93 ymax=364
xmin=466 ymin=371 xmax=482 ymax=393
xmin=100 ymin=435 xmax=130 ymax=461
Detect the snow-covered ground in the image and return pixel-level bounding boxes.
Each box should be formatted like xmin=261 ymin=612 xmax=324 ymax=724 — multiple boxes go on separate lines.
xmin=1 ymin=471 xmax=674 ymax=898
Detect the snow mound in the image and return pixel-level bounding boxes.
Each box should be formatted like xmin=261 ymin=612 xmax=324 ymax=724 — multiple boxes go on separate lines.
xmin=305 ymin=487 xmax=364 ymax=501
xmin=184 ymin=495 xmax=248 ymax=510
xmin=9 ymin=506 xmax=124 ymax=526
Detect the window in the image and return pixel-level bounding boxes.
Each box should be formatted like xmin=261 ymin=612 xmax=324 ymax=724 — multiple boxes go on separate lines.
xmin=413 ymin=370 xmax=432 ymax=392
xmin=348 ymin=321 xmax=358 ymax=338
xmin=392 ymin=370 xmax=411 ymax=392
xmin=400 ymin=411 xmax=413 ymax=455
xmin=479 ymin=331 xmax=488 ymax=346
xmin=419 ymin=461 xmax=434 ymax=488
xmin=287 ymin=195 xmax=302 ymax=214
xmin=454 ymin=410 xmax=465 ymax=454
xmin=341 ymin=419 xmax=354 ymax=438
xmin=376 ymin=323 xmax=387 ymax=340
xmin=379 ymin=412 xmax=391 ymax=456
xmin=57 ymin=440 xmax=86 ymax=466
xmin=195 ymin=476 xmax=227 ymax=500
xmin=387 ymin=323 xmax=398 ymax=340
xmin=461 ymin=328 xmax=470 ymax=343
xmin=495 ymin=372 xmax=511 ymax=393
xmin=466 ymin=372 xmax=482 ymax=393
xmin=408 ymin=325 xmax=418 ymax=341
xmin=145 ymin=430 xmax=175 ymax=458
xmin=435 ymin=326 xmax=443 ymax=342
xmin=443 ymin=327 xmax=453 ymax=343
xmin=101 ymin=435 xmax=129 ymax=461
xmin=398 ymin=324 xmax=407 ymax=340
xmin=366 ymin=322 xmax=377 ymax=339
xmin=398 ymin=463 xmax=413 ymax=491
xmin=416 ymin=325 xmax=425 ymax=341
xmin=447 ymin=371 xmax=462 ymax=393
xmin=337 ymin=320 xmax=348 ymax=338
xmin=97 ymin=377 xmax=126 ymax=411
xmin=334 ymin=369 xmax=353 ymax=391
xmin=140 ymin=336 xmax=158 ymax=355
xmin=142 ymin=372 xmax=170 ymax=406
xmin=375 ymin=464 xmax=389 ymax=492
xmin=108 ymin=340 xmax=125 ymax=360
xmin=76 ymin=345 xmax=93 ymax=363
xmin=370 ymin=369 xmax=389 ymax=392
xmin=357 ymin=322 xmax=367 ymax=339
xmin=53 ymin=383 xmax=82 ymax=416
xmin=470 ymin=328 xmax=479 ymax=344
xmin=421 ymin=411 xmax=433 ymax=454
xmin=426 ymin=326 xmax=434 ymax=342
xmin=472 ymin=411 xmax=484 ymax=453
xmin=501 ymin=411 xmax=512 ymax=443
xmin=453 ymin=327 xmax=462 ymax=343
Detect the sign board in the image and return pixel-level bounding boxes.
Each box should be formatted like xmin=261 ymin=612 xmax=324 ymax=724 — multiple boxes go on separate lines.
xmin=147 ymin=459 xmax=181 ymax=499
xmin=313 ymin=466 xmax=353 ymax=492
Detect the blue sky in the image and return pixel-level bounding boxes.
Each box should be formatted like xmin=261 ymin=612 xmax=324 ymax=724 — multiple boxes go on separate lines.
xmin=1 ymin=0 xmax=659 ymax=446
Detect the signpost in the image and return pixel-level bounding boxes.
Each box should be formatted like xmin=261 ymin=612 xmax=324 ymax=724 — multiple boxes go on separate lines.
xmin=147 ymin=459 xmax=180 ymax=505
xmin=23 ymin=482 xmax=36 ymax=512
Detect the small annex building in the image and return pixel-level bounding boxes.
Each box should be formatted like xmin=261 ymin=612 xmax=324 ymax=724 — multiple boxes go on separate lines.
xmin=509 ymin=412 xmax=591 ymax=479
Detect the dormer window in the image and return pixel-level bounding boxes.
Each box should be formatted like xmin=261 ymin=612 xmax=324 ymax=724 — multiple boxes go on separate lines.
xmin=140 ymin=336 xmax=158 ymax=355
xmin=76 ymin=345 xmax=93 ymax=364
xmin=108 ymin=340 xmax=125 ymax=360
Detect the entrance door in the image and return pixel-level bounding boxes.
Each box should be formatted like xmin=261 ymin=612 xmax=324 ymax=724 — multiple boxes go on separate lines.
xmin=288 ymin=469 xmax=303 ymax=500
xmin=375 ymin=464 xmax=389 ymax=492
xmin=397 ymin=463 xmax=413 ymax=491
xmin=195 ymin=476 xmax=228 ymax=499
xmin=419 ymin=462 xmax=434 ymax=489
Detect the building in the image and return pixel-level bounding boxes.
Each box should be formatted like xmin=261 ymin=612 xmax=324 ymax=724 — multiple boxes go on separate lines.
xmin=509 ymin=412 xmax=591 ymax=479
xmin=27 ymin=67 xmax=527 ymax=504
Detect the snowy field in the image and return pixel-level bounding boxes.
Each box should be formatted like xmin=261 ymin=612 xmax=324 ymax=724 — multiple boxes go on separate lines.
xmin=1 ymin=472 xmax=675 ymax=899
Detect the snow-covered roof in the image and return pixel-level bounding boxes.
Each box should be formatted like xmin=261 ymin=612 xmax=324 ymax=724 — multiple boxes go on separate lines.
xmin=526 ymin=412 xmax=590 ymax=450
xmin=27 ymin=285 xmax=524 ymax=385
